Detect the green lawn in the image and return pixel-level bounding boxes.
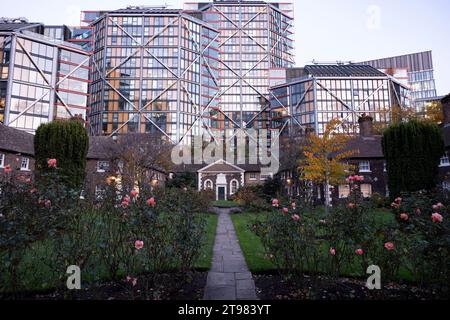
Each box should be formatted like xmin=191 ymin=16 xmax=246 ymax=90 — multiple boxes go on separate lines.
xmin=211 ymin=200 xmax=240 ymax=208
xmin=231 ymin=213 xmax=276 ymax=273
xmin=194 ymin=213 xmax=218 ymax=270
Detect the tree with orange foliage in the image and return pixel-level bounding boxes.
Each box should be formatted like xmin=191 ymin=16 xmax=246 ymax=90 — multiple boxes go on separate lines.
xmin=299 ymin=119 xmax=357 ymax=212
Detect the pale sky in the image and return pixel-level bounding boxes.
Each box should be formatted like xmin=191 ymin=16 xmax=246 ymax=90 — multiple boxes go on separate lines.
xmin=3 ymin=0 xmax=449 ymax=95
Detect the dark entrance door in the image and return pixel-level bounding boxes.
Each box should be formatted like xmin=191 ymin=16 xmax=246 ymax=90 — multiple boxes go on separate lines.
xmin=218 ymin=186 xmax=226 ymax=200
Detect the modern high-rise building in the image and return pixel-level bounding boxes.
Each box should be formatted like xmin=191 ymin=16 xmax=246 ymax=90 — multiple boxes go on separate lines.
xmin=88 ymin=7 xmax=220 ymax=144
xmin=68 ymin=10 xmax=108 ymax=52
xmin=360 ymin=51 xmax=438 ymax=112
xmin=269 ymin=64 xmax=411 ymax=136
xmin=0 ymin=18 xmax=90 ymax=133
xmin=184 ymin=0 xmax=295 ymax=138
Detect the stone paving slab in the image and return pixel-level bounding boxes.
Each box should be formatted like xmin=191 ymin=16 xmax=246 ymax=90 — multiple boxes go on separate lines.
xmin=203 ymin=209 xmax=258 ymax=300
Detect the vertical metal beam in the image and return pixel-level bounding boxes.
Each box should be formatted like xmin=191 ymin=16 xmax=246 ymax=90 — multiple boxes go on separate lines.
xmin=48 ymin=44 xmax=59 ymax=123
xmin=238 ymin=3 xmax=243 ymax=129
xmin=176 ymin=16 xmax=182 ymax=143
xmin=313 ymin=78 xmax=318 ymax=133
xmin=4 ymin=34 xmax=17 ymax=126
xmin=138 ymin=14 xmax=145 ymax=132
xmin=101 ymin=14 xmax=108 ymax=135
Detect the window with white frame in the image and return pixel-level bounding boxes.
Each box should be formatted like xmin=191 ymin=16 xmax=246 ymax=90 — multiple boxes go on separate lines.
xmin=20 ymin=157 xmax=30 ymax=171
xmin=338 ymin=184 xmax=350 ymax=198
xmin=230 ymin=180 xmax=238 ymax=194
xmin=0 ymin=153 xmax=4 ymax=167
xmin=204 ymin=179 xmax=213 ymax=190
xmin=260 ymin=174 xmax=271 ymax=181
xmin=359 ymin=161 xmax=371 ymax=172
xmin=97 ymin=160 xmax=110 ymax=172
xmin=95 ymin=185 xmax=106 ymax=200
xmin=440 ymin=153 xmax=450 ymax=167
xmin=360 ymin=184 xmax=372 ymax=198
xmin=249 ymin=173 xmax=257 ymax=180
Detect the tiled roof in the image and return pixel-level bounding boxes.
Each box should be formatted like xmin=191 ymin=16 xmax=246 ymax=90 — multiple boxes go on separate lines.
xmin=342 ymin=135 xmax=384 ymax=159
xmin=304 ymin=64 xmax=386 ymax=77
xmin=0 ymin=124 xmax=34 ymax=155
xmin=87 ymin=136 xmax=116 ymax=159
xmin=0 ymin=22 xmax=42 ymax=32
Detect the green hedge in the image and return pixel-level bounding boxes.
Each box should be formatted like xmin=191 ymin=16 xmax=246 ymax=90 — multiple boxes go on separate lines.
xmin=382 ymin=120 xmax=444 ymax=198
xmin=34 ymin=120 xmax=89 ymax=189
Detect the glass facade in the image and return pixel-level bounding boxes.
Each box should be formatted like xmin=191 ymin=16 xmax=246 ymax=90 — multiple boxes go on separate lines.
xmin=270 ymin=66 xmax=411 ymax=136
xmin=186 ymin=1 xmax=294 ymax=138
xmin=360 ymin=51 xmax=438 ymax=113
xmin=88 ymin=10 xmax=220 ymax=144
xmin=0 ymin=30 xmax=90 ymax=133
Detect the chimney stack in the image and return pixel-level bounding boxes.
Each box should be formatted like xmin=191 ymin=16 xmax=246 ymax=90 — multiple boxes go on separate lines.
xmin=358 ymin=114 xmax=374 ymax=137
xmin=442 ymin=94 xmax=450 ymax=125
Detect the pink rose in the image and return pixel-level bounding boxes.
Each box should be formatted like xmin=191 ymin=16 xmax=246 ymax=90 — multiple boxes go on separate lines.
xmin=126 ymin=276 xmax=137 ymax=287
xmin=272 ymin=199 xmax=279 ymax=207
xmin=415 ymin=208 xmax=421 ymax=215
xmin=146 ymin=197 xmax=156 ymax=207
xmin=134 ymin=240 xmax=144 ymax=250
xmin=44 ymin=199 xmax=51 ymax=209
xmin=292 ymin=214 xmax=300 ymax=221
xmin=291 ymin=202 xmax=296 ymax=209
xmin=355 ymin=248 xmax=364 ymax=255
xmin=130 ymin=189 xmax=138 ymax=198
xmin=431 ymin=213 xmax=443 ymax=223
xmin=347 ymin=203 xmax=356 ymax=209
xmin=391 ymin=202 xmax=400 ymax=209
xmin=282 ymin=207 xmax=289 ymax=214
xmin=384 ymin=242 xmax=395 ymax=251
xmin=394 ymin=197 xmax=402 ymax=204
xmin=47 ymin=158 xmax=57 ymax=168
xmin=3 ymin=164 xmax=12 ymax=174
xmin=400 ymin=213 xmax=409 ymax=221
xmin=329 ymin=248 xmax=336 ymax=256
xmin=121 ymin=201 xmax=129 ymax=208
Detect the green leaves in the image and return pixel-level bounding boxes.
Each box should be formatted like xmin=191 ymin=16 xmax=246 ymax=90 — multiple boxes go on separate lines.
xmin=34 ymin=120 xmax=89 ymax=190
xmin=382 ymin=120 xmax=444 ymax=198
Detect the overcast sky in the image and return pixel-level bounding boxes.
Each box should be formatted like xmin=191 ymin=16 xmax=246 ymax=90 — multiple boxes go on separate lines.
xmin=3 ymin=0 xmax=449 ymax=95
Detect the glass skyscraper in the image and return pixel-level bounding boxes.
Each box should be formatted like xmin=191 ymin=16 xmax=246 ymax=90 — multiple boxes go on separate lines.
xmin=269 ymin=64 xmax=411 ymax=136
xmin=88 ymin=7 xmax=220 ymax=144
xmin=0 ymin=19 xmax=90 ymax=133
xmin=184 ymin=0 xmax=295 ymax=139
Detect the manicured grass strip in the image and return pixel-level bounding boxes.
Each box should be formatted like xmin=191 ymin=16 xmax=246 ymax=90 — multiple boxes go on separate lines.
xmin=231 ymin=213 xmax=276 ymax=273
xmin=194 ymin=213 xmax=219 ymax=270
xmin=211 ymin=200 xmax=240 ymax=208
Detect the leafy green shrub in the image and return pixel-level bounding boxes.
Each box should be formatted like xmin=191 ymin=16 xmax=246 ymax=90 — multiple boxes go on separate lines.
xmin=233 ymin=185 xmax=269 ymax=212
xmin=390 ymin=192 xmax=450 ymax=288
xmin=34 ymin=120 xmax=89 ymax=190
xmin=382 ymin=120 xmax=444 ymax=198
xmin=253 ymin=200 xmax=326 ymax=281
xmin=371 ymin=192 xmax=389 ymax=208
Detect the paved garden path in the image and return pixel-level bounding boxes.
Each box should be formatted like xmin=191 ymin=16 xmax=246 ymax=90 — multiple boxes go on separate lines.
xmin=203 ymin=208 xmax=258 ymax=300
